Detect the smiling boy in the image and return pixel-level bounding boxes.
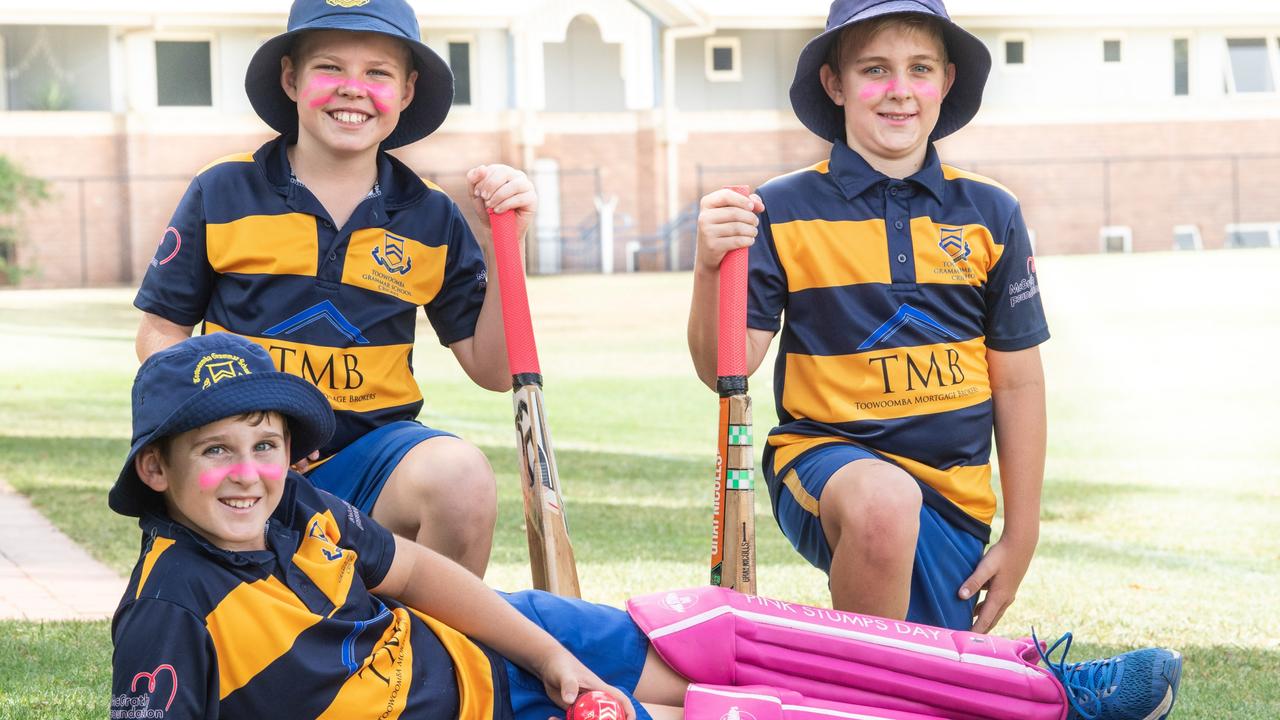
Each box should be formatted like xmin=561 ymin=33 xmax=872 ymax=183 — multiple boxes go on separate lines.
xmin=689 ymin=0 xmax=1048 ymax=634
xmin=132 ymin=0 xmax=531 ymax=577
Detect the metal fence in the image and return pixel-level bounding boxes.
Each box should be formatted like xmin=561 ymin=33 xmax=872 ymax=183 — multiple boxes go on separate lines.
xmin=12 ymin=151 xmax=1280 ymax=288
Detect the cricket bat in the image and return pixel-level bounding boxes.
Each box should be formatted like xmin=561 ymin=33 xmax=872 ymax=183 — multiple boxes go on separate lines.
xmin=489 ymin=208 xmax=581 ymax=598
xmin=710 ymin=185 xmax=757 ymax=594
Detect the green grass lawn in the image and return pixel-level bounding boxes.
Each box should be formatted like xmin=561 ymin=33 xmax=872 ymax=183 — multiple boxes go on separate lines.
xmin=1 ymin=252 xmax=1278 ymax=717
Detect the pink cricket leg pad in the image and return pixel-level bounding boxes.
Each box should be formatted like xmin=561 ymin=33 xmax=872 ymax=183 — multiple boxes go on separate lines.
xmin=684 ymin=684 xmax=947 ymax=720
xmin=627 ymin=588 xmax=1066 ymax=720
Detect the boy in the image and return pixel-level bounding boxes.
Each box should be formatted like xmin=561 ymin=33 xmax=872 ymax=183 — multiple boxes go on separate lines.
xmin=689 ymin=0 xmax=1046 ymax=633
xmin=132 ymin=0 xmax=529 ymax=576
xmin=110 ymin=333 xmax=1180 ymax=720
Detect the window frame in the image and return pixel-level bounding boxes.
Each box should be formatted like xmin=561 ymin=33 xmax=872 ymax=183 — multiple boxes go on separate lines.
xmin=1100 ymin=34 xmax=1125 ymax=65
xmin=1099 ymin=225 xmax=1133 ymax=254
xmin=445 ymin=35 xmax=475 ymax=107
xmin=1224 ymin=222 xmax=1280 ymax=248
xmin=704 ymin=36 xmax=742 ymax=82
xmin=152 ymin=33 xmax=218 ymax=109
xmin=1171 ymin=35 xmax=1193 ymax=97
xmin=998 ymin=32 xmax=1029 ymax=70
xmin=1223 ymin=35 xmax=1280 ymax=96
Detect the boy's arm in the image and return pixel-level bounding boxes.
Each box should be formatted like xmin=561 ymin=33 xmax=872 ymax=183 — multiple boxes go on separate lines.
xmin=371 ymin=535 xmax=637 ymax=717
xmin=137 ymin=312 xmax=196 ymax=361
xmin=960 ymin=345 xmax=1046 ymax=634
xmin=112 ymin=599 xmax=219 ymax=718
xmin=448 ymin=164 xmax=536 ymax=392
xmin=687 ymin=189 xmax=774 ymax=390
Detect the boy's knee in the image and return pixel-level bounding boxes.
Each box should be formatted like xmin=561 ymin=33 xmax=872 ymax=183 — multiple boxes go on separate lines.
xmin=821 ymin=461 xmax=921 ymax=552
xmin=398 ymin=437 xmax=496 ymax=516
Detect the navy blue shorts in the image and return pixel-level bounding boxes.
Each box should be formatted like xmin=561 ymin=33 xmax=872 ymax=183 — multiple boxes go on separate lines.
xmin=764 ymin=441 xmax=984 ymax=630
xmin=501 ymin=591 xmax=652 ymax=720
xmin=305 ymin=420 xmax=454 ymax=514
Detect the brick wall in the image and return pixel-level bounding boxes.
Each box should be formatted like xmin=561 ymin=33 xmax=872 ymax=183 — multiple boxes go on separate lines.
xmin=2 ymin=116 xmax=1277 ymax=288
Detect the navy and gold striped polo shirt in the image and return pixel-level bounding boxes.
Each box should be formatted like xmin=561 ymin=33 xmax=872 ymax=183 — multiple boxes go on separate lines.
xmin=135 ymin=136 xmax=486 ymax=458
xmin=750 ymin=140 xmax=1049 ymax=540
xmin=110 ymin=474 xmax=511 ymax=718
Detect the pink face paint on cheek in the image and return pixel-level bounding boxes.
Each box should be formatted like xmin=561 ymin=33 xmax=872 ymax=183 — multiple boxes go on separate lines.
xmin=198 ymin=463 xmax=286 ymax=490
xmin=363 ymin=83 xmax=395 ymax=113
xmin=303 ymin=75 xmax=344 ymax=108
xmin=911 ymin=81 xmax=941 ymax=100
xmin=858 ymin=81 xmax=890 ymax=101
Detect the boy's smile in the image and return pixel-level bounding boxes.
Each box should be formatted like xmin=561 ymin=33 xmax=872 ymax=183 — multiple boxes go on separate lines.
xmin=282 ymin=30 xmax=417 ymax=157
xmin=821 ymin=24 xmax=955 ymax=175
xmin=137 ymin=414 xmax=290 ymax=552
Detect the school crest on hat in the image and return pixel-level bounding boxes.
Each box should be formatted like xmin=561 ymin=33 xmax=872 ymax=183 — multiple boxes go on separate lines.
xmin=326 ymin=0 xmax=371 ymax=7
xmin=193 ymin=353 xmax=253 ymax=389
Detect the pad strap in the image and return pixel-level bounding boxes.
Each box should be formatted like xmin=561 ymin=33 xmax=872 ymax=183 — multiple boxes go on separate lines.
xmin=684 ymin=684 xmax=947 ymax=720
xmin=627 ymin=588 xmax=1066 ymax=720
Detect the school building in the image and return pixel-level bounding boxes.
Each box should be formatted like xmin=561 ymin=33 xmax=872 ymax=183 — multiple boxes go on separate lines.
xmin=1 ymin=0 xmax=1278 ymax=287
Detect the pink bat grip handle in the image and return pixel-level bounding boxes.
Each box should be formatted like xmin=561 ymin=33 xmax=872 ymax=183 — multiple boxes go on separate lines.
xmin=489 ymin=209 xmax=541 ymax=377
xmin=717 ymin=185 xmax=751 ymax=379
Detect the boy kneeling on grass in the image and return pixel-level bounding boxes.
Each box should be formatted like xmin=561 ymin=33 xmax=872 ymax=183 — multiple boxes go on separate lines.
xmin=109 ymin=333 xmax=1181 ymax=720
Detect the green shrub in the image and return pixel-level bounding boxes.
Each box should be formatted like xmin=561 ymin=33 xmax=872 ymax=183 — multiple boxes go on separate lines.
xmin=0 ymin=155 xmax=50 ymax=284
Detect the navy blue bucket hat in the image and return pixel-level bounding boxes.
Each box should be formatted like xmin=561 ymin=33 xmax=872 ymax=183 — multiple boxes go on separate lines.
xmin=109 ymin=333 xmax=334 ymax=517
xmin=789 ymin=0 xmax=991 ymax=143
xmin=245 ymin=0 xmax=454 ymax=149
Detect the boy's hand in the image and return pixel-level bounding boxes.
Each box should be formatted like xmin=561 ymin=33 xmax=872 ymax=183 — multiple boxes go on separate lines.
xmin=466 ymin=164 xmax=537 ymax=244
xmin=291 ymin=450 xmax=321 ymax=473
xmin=537 ymin=649 xmax=636 ymax=720
xmin=959 ymin=533 xmax=1037 ymax=634
xmin=695 ymin=188 xmax=764 ymax=274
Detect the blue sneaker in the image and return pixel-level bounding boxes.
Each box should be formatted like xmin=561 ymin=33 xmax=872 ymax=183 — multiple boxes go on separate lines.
xmin=1034 ymin=631 xmax=1183 ymax=720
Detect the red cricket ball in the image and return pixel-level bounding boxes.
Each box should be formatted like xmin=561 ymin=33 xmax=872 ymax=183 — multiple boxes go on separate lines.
xmin=567 ymin=690 xmax=624 ymax=720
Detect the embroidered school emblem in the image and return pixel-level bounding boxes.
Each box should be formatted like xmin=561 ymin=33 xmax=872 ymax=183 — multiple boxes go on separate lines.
xmin=326 ymin=0 xmax=371 ymax=7
xmin=192 ymin=353 xmax=252 ymax=389
xmin=372 ymin=231 xmax=413 ymax=275
xmin=939 ymin=227 xmax=971 ymax=263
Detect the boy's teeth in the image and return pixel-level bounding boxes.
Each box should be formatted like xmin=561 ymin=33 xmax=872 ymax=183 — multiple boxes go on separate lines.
xmin=222 ymin=498 xmax=257 ymax=509
xmin=332 ymin=111 xmax=368 ymax=124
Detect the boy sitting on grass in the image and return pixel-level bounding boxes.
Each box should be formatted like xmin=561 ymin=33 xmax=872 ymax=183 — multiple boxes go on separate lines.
xmin=109 ymin=334 xmax=1181 ymax=720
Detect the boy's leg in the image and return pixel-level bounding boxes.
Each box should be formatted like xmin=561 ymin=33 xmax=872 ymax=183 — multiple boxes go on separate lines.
xmin=820 ymin=458 xmax=921 ymax=619
xmin=768 ymin=443 xmax=921 ymax=619
xmin=370 ymin=435 xmax=496 ymax=576
xmin=305 ymin=421 xmax=497 ymax=576
xmin=501 ymin=591 xmax=661 ymax=720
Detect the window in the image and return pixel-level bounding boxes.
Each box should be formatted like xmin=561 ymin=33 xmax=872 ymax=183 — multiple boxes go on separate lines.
xmin=1172 ymin=225 xmax=1202 ymax=251
xmin=1173 ymin=38 xmax=1190 ymax=96
xmin=155 ymin=40 xmax=212 ymax=107
xmin=1224 ymin=223 xmax=1280 ymax=248
xmin=705 ymin=37 xmax=741 ymax=81
xmin=448 ymin=40 xmax=471 ymax=106
xmin=1004 ymin=39 xmax=1025 ymax=65
xmin=1225 ymin=37 xmax=1275 ymax=93
xmin=1100 ymin=225 xmax=1132 ymax=254
xmin=1103 ymin=39 xmax=1122 ymax=63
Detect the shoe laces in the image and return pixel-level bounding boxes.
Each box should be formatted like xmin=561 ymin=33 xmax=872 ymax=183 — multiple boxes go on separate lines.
xmin=1033 ymin=629 xmax=1119 ymax=720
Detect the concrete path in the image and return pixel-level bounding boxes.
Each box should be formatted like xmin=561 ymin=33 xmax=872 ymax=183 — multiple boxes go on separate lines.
xmin=0 ymin=479 xmax=126 ymax=621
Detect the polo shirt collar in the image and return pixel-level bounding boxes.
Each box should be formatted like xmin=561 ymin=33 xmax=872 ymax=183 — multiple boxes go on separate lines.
xmin=255 ymin=135 xmax=427 ymax=212
xmin=828 ymin=140 xmax=945 ymax=203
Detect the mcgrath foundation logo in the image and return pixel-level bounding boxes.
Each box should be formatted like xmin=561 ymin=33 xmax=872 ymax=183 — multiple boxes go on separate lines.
xmin=939 ymin=226 xmax=971 ymax=263
xmin=326 ymin=0 xmax=370 ymax=7
xmin=150 ymin=227 xmax=182 ymax=268
xmin=192 ymin=353 xmax=252 ymax=389
xmin=720 ymin=709 xmax=757 ymax=720
xmin=663 ymin=591 xmax=697 ymax=613
xmin=111 ymin=663 xmax=178 ymax=717
xmin=372 ymin=232 xmax=413 ymax=275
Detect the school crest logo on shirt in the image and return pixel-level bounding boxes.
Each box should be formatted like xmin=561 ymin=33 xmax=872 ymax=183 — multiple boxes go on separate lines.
xmin=325 ymin=0 xmax=370 ymax=8
xmin=939 ymin=227 xmax=971 ymax=263
xmin=372 ymin=231 xmax=413 ymax=275
xmin=192 ymin=353 xmax=252 ymax=390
